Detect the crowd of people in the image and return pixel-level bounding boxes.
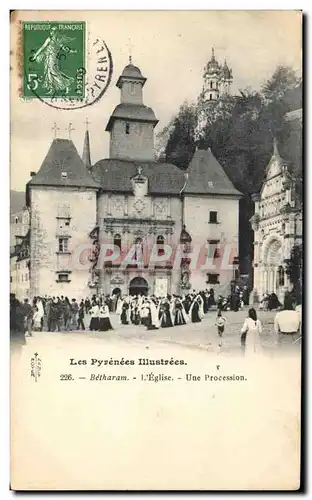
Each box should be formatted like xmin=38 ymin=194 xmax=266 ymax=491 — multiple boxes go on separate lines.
xmin=10 ymin=289 xmax=218 ymax=336
xmin=10 ymin=286 xmax=301 ymax=354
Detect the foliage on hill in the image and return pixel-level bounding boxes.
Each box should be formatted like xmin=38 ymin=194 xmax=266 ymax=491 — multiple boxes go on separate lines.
xmin=156 ymin=65 xmax=301 ymax=274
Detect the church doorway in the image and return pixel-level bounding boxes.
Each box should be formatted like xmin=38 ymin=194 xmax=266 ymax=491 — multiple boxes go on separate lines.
xmin=112 ymin=287 xmax=121 ymax=297
xmin=263 ymin=237 xmax=283 ymax=296
xmin=129 ymin=277 xmax=148 ymax=296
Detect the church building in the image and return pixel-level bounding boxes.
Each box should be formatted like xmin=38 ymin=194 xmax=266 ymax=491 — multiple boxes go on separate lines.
xmin=25 ymin=60 xmax=241 ymax=300
xmin=250 ymin=139 xmax=302 ymax=302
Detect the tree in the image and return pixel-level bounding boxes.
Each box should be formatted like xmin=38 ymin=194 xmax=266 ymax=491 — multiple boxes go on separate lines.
xmin=164 ymin=102 xmax=197 ymax=169
xmin=157 ymin=64 xmax=301 ymax=275
xmin=285 ymin=244 xmax=302 ymax=285
xmin=261 ymin=65 xmax=299 ymax=103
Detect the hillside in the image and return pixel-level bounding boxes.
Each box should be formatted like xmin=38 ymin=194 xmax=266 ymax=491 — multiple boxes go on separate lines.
xmin=10 ymin=190 xmax=26 ymax=215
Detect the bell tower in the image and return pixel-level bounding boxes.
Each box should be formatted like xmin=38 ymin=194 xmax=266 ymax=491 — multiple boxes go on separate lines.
xmin=203 ymin=48 xmax=220 ymax=102
xmin=105 ymin=60 xmax=159 ymax=161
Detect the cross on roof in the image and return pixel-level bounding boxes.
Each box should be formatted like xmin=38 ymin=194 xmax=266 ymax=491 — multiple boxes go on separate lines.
xmin=85 ymin=117 xmax=90 ymax=130
xmin=52 ymin=122 xmax=60 ymax=139
xmin=66 ymin=122 xmax=75 ymax=139
xmin=128 ymin=37 xmax=133 ymax=64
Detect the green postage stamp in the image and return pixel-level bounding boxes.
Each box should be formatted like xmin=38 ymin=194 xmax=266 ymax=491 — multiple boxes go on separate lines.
xmin=22 ymin=21 xmax=86 ymax=99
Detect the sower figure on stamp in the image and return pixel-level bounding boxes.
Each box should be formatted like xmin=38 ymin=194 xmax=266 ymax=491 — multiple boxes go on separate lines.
xmin=30 ymin=26 xmax=77 ymax=95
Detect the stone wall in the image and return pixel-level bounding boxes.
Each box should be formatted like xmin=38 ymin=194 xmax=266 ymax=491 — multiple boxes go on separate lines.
xmin=30 ymin=187 xmax=97 ymax=300
xmin=183 ymin=195 xmax=239 ymax=295
xmin=109 ymin=120 xmax=155 ymax=161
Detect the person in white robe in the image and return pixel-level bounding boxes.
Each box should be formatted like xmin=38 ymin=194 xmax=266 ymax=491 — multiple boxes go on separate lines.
xmin=241 ymin=308 xmax=262 ymax=356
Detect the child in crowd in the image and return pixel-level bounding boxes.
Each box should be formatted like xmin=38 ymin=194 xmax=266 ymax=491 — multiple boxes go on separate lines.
xmin=215 ymin=309 xmax=227 ymax=337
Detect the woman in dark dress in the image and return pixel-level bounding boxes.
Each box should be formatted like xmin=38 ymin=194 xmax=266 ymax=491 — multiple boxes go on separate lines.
xmin=160 ymin=301 xmax=173 ymax=328
xmin=89 ymin=302 xmax=100 ymax=331
xmin=131 ymin=303 xmax=140 ymax=325
xmin=208 ymin=288 xmax=216 ymax=308
xmin=120 ymin=302 xmax=130 ymax=325
xmin=268 ymin=293 xmax=281 ymax=311
xmin=173 ymin=299 xmax=187 ymax=326
xmin=190 ymin=296 xmax=203 ymax=323
xmin=99 ymin=303 xmax=113 ymax=331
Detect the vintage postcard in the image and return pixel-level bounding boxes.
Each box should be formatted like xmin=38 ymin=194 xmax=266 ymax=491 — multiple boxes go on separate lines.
xmin=10 ymin=10 xmax=302 ymax=490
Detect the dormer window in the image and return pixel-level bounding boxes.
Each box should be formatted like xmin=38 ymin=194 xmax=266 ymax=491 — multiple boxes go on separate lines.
xmin=125 ymin=123 xmax=130 ymax=135
xmin=61 ymin=172 xmax=68 ymax=179
xmin=131 ymin=166 xmax=148 ymax=197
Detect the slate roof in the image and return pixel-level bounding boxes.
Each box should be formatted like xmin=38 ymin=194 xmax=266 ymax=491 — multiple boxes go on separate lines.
xmin=183 ymin=148 xmax=242 ymax=196
xmin=116 ymin=63 xmax=147 ymax=88
xmin=91 ymin=159 xmax=185 ymax=194
xmin=265 ymin=139 xmax=289 ymax=180
xmin=106 ymin=103 xmax=158 ymax=131
xmin=121 ymin=63 xmax=143 ymax=78
xmin=28 ymin=139 xmax=100 ymax=189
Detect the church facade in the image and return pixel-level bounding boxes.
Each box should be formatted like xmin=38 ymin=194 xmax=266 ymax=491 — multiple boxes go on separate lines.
xmin=250 ymin=139 xmax=302 ymax=302
xmin=25 ymin=61 xmax=241 ymax=300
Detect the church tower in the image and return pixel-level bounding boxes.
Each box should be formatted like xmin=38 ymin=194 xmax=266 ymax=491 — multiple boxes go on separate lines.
xmin=106 ymin=60 xmax=159 ymax=161
xmin=200 ymin=48 xmax=233 ymax=105
xmin=219 ymin=59 xmax=233 ymax=96
xmin=202 ymin=48 xmax=220 ymax=102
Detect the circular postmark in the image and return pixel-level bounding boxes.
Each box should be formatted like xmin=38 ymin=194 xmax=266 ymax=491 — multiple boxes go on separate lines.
xmin=22 ymin=21 xmax=113 ymax=110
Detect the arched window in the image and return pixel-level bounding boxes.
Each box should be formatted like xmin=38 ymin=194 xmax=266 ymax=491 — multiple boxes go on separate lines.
xmin=278 ymin=266 xmax=285 ymax=287
xmin=125 ymin=123 xmax=130 ymax=135
xmin=156 ymin=235 xmax=165 ymax=256
xmin=209 ymin=93 xmax=212 ymax=100
xmin=134 ymin=237 xmax=143 ymax=263
xmin=113 ymin=233 xmax=121 ymax=251
xmin=210 ymin=81 xmax=213 ymax=89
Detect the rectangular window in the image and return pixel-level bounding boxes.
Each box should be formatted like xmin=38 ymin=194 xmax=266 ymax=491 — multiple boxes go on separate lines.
xmin=208 ymin=239 xmax=220 ymax=258
xmin=10 ymin=276 xmax=12 ymax=283
xmin=126 ymin=123 xmax=130 ymax=135
xmin=58 ymin=273 xmax=70 ymax=283
xmin=207 ymin=273 xmax=220 ymax=284
xmin=58 ymin=237 xmax=69 ymax=253
xmin=58 ymin=218 xmax=71 ymax=229
xmin=209 ymin=211 xmax=218 ymax=224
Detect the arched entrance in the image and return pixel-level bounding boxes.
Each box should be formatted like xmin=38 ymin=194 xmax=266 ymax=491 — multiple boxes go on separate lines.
xmin=263 ymin=238 xmax=283 ymax=294
xmin=129 ymin=277 xmax=148 ymax=296
xmin=112 ymin=287 xmax=121 ymax=297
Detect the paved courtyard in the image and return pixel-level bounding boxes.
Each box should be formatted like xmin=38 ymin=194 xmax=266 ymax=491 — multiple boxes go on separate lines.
xmin=23 ymin=308 xmax=301 ymax=356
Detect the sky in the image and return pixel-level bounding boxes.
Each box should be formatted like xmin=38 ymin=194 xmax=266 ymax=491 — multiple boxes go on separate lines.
xmin=10 ymin=10 xmax=302 ymax=192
